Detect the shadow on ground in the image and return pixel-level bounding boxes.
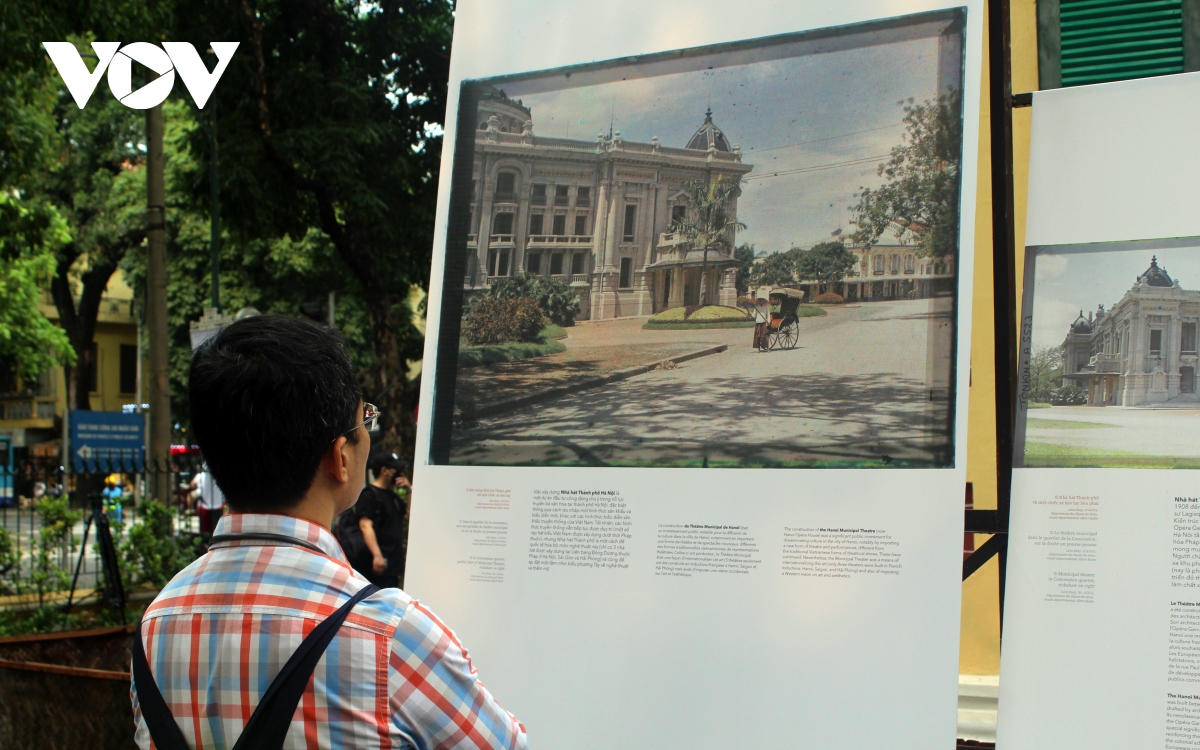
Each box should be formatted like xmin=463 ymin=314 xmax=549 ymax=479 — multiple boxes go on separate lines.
xmin=449 ymin=371 xmax=952 ymax=468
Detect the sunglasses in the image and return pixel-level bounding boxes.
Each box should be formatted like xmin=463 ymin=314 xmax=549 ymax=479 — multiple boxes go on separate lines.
xmin=336 ymin=402 xmax=379 ymax=441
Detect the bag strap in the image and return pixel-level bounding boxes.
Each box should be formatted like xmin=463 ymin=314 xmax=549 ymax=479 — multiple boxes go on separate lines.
xmin=133 ymin=584 xmax=380 ymax=750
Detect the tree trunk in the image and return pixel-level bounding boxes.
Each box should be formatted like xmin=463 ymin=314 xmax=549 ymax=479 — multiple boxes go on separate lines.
xmin=699 ymin=246 xmax=710 ymax=306
xmin=363 ymin=290 xmax=417 ymax=460
xmin=146 ymin=101 xmax=172 ymax=503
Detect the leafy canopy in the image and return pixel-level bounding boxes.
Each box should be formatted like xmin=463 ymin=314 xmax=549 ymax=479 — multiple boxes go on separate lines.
xmin=796 ymin=241 xmax=858 ymax=284
xmin=850 ymin=92 xmax=962 ymax=259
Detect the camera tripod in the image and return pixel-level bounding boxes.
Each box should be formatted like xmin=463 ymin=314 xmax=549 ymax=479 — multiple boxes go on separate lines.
xmin=64 ymin=495 xmax=127 ymax=625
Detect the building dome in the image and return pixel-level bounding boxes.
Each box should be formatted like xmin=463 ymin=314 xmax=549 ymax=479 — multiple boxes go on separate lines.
xmin=685 ymin=108 xmax=732 ymax=152
xmin=1070 ymin=310 xmax=1092 ymax=334
xmin=1138 ymin=255 xmax=1174 ymax=287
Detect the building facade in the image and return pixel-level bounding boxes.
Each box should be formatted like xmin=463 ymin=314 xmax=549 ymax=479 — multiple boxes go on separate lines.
xmin=465 ymin=87 xmax=753 ymax=320
xmin=1061 ymin=257 xmax=1200 ymax=406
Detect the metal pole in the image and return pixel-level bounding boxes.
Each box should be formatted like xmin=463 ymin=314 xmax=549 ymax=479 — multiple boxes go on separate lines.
xmin=328 ymin=291 xmax=335 ymax=327
xmin=989 ymin=0 xmax=1017 ymax=632
xmin=210 ymin=98 xmax=221 ymax=312
xmin=146 ymin=98 xmax=172 ymax=505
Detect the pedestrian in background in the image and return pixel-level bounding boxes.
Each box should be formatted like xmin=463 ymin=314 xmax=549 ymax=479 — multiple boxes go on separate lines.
xmin=355 ymin=452 xmax=410 ymax=588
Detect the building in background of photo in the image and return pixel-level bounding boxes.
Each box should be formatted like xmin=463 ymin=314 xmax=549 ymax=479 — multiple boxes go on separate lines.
xmin=1061 ymin=255 xmax=1200 ymax=407
xmin=464 ymin=86 xmax=752 ymax=320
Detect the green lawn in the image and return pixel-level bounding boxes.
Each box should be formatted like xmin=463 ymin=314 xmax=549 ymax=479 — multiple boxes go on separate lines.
xmin=458 ymin=324 xmax=568 ymax=368
xmin=1023 ymin=441 xmax=1197 ymax=468
xmin=1028 ymin=402 xmax=1051 ymax=409
xmin=1026 ymin=418 xmax=1118 ymax=430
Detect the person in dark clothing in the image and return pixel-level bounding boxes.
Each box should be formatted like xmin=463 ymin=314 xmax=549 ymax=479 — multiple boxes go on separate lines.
xmin=355 ymin=452 xmax=410 ymax=588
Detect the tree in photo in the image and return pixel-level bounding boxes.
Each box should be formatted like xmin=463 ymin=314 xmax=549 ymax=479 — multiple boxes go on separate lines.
xmin=672 ymin=176 xmax=746 ymax=305
xmin=749 ymin=248 xmax=800 ymax=289
xmin=1027 ymin=344 xmax=1065 ymax=404
xmin=796 ymin=240 xmax=858 ymax=290
xmin=849 ymin=91 xmax=962 ymax=259
xmin=733 ymin=243 xmax=756 ymax=297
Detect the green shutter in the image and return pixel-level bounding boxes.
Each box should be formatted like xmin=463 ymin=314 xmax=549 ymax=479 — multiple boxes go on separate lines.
xmin=1060 ymin=0 xmax=1184 ymax=86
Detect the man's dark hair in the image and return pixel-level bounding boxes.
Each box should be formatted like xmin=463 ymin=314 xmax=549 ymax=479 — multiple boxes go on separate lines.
xmin=189 ymin=315 xmax=362 ymax=512
xmin=370 ymin=452 xmax=409 ymax=475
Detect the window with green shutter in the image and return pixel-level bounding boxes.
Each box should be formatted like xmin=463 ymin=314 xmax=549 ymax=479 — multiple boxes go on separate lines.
xmin=1059 ymin=0 xmax=1184 ymax=86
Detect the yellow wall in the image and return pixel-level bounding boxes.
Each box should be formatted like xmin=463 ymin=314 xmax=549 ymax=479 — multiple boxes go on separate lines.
xmin=959 ymin=0 xmax=1038 ymax=676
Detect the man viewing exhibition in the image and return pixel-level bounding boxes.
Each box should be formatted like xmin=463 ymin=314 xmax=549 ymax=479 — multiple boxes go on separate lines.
xmin=130 ymin=315 xmax=528 ymax=749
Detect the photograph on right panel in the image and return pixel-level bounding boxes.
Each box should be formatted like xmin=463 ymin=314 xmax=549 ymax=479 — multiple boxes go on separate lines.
xmin=1016 ymin=239 xmax=1200 ymax=468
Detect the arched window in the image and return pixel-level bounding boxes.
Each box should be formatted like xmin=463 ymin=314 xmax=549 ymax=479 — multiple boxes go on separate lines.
xmin=873 ymin=254 xmax=884 ymax=274
xmin=889 ymin=254 xmax=899 ymax=274
xmin=904 ymin=254 xmax=915 ymax=273
xmin=495 ymin=172 xmax=517 ymax=201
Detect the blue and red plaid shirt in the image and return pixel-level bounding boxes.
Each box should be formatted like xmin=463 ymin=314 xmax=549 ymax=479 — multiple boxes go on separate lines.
xmin=132 ymin=513 xmax=528 ymax=750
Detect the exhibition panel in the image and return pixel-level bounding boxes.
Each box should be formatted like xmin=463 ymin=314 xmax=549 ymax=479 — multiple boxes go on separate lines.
xmin=1001 ymin=72 xmax=1200 ymax=750
xmin=409 ymin=1 xmax=985 ymax=746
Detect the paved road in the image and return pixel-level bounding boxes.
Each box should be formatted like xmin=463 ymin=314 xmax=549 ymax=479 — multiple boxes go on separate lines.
xmin=450 ymin=299 xmax=954 ymax=467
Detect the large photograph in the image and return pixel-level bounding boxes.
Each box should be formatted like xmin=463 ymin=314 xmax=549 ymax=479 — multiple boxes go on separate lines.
xmin=1017 ymin=240 xmax=1200 ymax=468
xmin=430 ymin=10 xmax=967 ymax=469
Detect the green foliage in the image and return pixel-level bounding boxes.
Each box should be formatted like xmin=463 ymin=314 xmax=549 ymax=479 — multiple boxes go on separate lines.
xmin=813 ymin=292 xmax=845 ymax=304
xmin=734 ymin=244 xmax=756 ymax=296
xmin=850 ymin=92 xmax=963 ymax=259
xmin=0 ymin=195 xmax=76 ymax=379
xmin=0 ymin=527 xmax=19 ymax=596
xmin=120 ymin=500 xmax=201 ymax=590
xmin=1027 ymin=345 xmax=1065 ymax=403
xmin=644 ymin=305 xmax=755 ymax=329
xmin=480 ymin=275 xmax=580 ymax=326
xmin=797 ymin=241 xmax=858 ymax=285
xmin=1050 ymin=384 xmax=1088 ymax=406
xmin=794 ymin=305 xmax=828 ymax=318
xmin=461 ymin=297 xmax=546 ymax=345
xmin=0 ymin=605 xmax=84 ymax=638
xmin=30 ymin=496 xmax=82 ymax=605
xmin=672 ymin=177 xmax=747 ymax=305
xmin=749 ymin=249 xmax=801 ymax=287
xmin=457 ymin=326 xmax=568 ymax=368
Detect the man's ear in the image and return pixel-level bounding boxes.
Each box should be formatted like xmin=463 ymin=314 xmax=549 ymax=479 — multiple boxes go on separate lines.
xmin=326 ymin=436 xmax=352 ymax=484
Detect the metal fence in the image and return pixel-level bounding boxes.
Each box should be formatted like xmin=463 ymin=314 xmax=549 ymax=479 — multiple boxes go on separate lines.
xmin=0 ymin=456 xmax=206 ymax=606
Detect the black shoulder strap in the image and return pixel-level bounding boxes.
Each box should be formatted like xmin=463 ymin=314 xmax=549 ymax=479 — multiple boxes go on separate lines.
xmin=133 ymin=584 xmax=380 ymax=750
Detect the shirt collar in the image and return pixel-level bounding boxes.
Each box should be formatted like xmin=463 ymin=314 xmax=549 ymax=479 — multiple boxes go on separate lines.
xmin=211 ymin=513 xmax=347 ymax=561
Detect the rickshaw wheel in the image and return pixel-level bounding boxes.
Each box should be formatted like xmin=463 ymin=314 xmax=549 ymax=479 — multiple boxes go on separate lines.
xmin=779 ymin=320 xmax=799 ymax=349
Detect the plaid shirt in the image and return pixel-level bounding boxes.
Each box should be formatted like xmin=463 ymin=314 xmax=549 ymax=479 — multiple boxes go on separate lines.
xmin=132 ymin=513 xmax=528 ymax=750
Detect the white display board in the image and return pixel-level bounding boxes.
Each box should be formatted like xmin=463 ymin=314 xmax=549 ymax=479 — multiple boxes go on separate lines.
xmin=1001 ymin=72 xmax=1200 ymax=750
xmin=408 ymin=2 xmax=984 ymax=747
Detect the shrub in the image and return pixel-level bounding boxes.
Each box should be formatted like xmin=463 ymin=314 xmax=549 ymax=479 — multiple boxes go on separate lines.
xmin=483 ymin=275 xmax=580 ymax=326
xmin=687 ymin=305 xmax=750 ymax=322
xmin=30 ymin=496 xmax=82 ymax=605
xmin=813 ymin=292 xmax=844 ymax=304
xmin=120 ymin=500 xmax=202 ymax=590
xmin=461 ymin=296 xmax=546 ymax=345
xmin=1049 ymin=384 xmax=1088 ymax=406
xmin=649 ymin=307 xmax=688 ymax=323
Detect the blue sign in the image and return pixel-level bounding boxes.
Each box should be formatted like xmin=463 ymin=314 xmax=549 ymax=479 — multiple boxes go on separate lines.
xmin=0 ymin=436 xmax=11 ymax=508
xmin=70 ymin=410 xmax=144 ymax=473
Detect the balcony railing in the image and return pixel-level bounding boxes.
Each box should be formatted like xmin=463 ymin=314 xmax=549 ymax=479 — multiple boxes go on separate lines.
xmin=554 ymin=195 xmax=570 ymax=206
xmin=571 ymin=274 xmax=589 ymax=284
xmin=467 ymin=234 xmax=478 ymax=245
xmin=494 ymin=192 xmax=518 ymax=204
xmin=531 ymin=195 xmax=547 ymax=206
xmin=1 ymin=398 xmax=56 ymax=422
xmin=1088 ymin=353 xmax=1122 ymax=373
xmin=527 ymin=234 xmax=593 ymax=245
xmin=489 ymin=234 xmax=515 ymax=245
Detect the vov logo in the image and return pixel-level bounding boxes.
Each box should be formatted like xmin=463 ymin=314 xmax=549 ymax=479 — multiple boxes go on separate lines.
xmin=42 ymin=41 xmax=239 ymax=110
